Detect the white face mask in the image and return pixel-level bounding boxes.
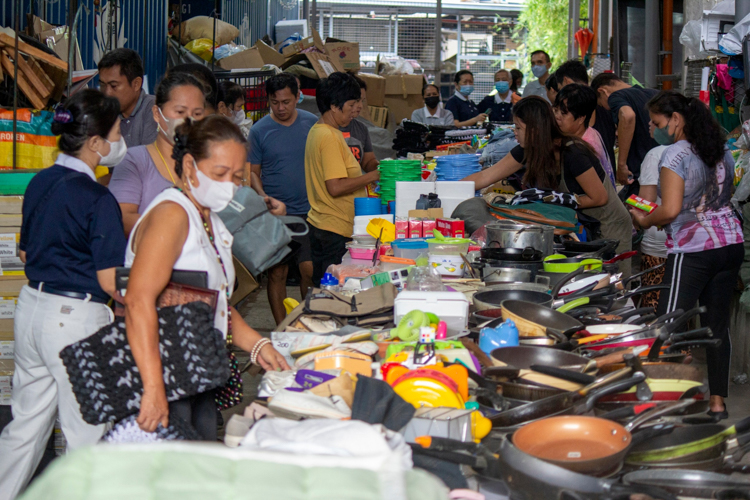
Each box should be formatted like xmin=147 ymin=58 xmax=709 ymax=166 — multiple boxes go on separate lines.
xmin=97 ymin=136 xmax=128 ymax=166
xmin=231 ymin=109 xmax=245 ymax=125
xmin=158 ymin=107 xmax=186 ymax=144
xmin=188 ymin=160 xmax=238 ymax=212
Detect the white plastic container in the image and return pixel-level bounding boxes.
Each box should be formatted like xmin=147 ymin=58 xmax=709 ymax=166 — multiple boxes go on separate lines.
xmin=394 ymin=291 xmax=470 ymax=336
xmin=428 ymin=254 xmax=465 ymax=277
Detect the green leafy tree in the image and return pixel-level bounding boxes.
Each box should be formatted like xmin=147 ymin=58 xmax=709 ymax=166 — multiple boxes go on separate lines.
xmin=512 ymin=0 xmax=588 ymax=78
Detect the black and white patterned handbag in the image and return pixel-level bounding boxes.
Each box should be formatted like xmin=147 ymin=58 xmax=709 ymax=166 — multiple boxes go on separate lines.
xmin=60 ymin=301 xmax=230 ymax=425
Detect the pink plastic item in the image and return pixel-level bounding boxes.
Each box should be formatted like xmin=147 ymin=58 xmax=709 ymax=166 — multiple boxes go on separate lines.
xmin=348 ymin=245 xmax=377 ymax=260
xmin=435 ymin=321 xmax=448 ymax=340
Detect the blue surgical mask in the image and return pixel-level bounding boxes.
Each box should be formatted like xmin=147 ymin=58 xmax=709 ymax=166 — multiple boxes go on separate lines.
xmin=459 ymin=85 xmax=474 ymax=97
xmin=495 ymin=81 xmax=510 ymax=94
xmin=532 ymin=64 xmax=548 ymax=79
xmin=298 ymin=93 xmax=304 ymax=104
xmin=653 ymin=120 xmax=676 ymax=145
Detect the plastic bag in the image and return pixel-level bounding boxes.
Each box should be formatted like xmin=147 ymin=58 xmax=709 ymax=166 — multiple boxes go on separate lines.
xmin=679 ymin=20 xmax=702 ymax=55
xmin=214 ymin=43 xmax=247 ymax=61
xmin=405 ymin=264 xmax=445 ymax=292
xmin=185 ymin=38 xmax=217 ymax=62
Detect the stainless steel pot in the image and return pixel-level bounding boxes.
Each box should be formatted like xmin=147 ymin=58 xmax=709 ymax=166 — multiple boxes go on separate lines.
xmin=486 ymin=221 xmax=555 ymax=257
xmin=482 ymin=267 xmax=532 ymax=285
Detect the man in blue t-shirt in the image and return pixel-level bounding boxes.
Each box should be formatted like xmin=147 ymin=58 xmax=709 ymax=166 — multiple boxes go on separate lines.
xmin=249 ymin=73 xmax=318 ymax=325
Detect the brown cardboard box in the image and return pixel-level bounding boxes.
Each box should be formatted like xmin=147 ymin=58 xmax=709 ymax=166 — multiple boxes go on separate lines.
xmin=38 ymin=25 xmax=84 ymax=71
xmin=383 ymin=74 xmax=426 ymax=125
xmin=281 ymin=28 xmax=326 ymax=57
xmin=218 ymin=47 xmax=266 ymax=70
xmin=255 ymin=39 xmax=287 ymax=67
xmin=325 ymin=38 xmax=360 ymax=72
xmin=358 ymin=74 xmax=386 ymax=107
xmin=0 ymin=197 xmax=23 ymax=215
xmin=368 ymin=105 xmax=388 ymax=128
xmin=0 ymin=214 xmax=21 ymax=227
xmin=0 ymin=276 xmax=26 ymax=295
xmin=408 ymin=208 xmax=444 ymax=219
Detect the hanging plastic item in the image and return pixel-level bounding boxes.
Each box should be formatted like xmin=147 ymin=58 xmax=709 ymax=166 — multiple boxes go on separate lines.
xmin=574 ymin=29 xmax=594 ymax=59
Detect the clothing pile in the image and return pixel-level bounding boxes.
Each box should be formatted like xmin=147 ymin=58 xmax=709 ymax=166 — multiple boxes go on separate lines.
xmin=479 ymin=129 xmax=518 ymax=167
xmin=392 ymin=121 xmax=457 ymax=157
xmin=510 ymin=188 xmax=579 ymax=210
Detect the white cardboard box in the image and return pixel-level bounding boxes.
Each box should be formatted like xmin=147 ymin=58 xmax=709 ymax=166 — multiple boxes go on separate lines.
xmin=394 ymin=181 xmax=475 ymax=218
xmin=0 ymin=359 xmax=13 ymax=405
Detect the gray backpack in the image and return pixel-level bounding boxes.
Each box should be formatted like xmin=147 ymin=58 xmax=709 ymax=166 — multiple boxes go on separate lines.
xmin=218 ymin=187 xmax=308 ymax=275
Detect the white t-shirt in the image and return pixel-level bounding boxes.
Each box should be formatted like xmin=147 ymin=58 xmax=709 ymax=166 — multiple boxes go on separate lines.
xmin=639 ymin=145 xmax=669 ymax=258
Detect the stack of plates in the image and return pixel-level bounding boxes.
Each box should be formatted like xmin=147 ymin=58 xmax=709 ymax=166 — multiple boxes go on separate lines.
xmin=434 ymin=154 xmax=481 ymax=181
xmin=378 ymin=159 xmax=423 ymax=204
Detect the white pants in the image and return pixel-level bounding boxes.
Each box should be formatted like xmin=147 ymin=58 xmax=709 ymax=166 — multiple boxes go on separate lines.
xmin=0 ymin=286 xmax=113 ymax=500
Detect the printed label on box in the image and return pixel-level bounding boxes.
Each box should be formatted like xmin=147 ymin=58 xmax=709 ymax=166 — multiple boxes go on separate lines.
xmin=0 ymin=233 xmax=18 ymax=258
xmin=0 ymin=341 xmax=13 ymax=359
xmin=0 ymin=375 xmax=11 ymax=405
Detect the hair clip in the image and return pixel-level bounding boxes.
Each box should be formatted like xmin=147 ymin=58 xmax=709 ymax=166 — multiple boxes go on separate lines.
xmin=53 ymin=108 xmax=74 ymax=124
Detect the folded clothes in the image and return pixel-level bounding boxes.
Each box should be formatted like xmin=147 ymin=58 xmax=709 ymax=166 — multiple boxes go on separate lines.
xmin=510 ymin=188 xmax=579 ymax=209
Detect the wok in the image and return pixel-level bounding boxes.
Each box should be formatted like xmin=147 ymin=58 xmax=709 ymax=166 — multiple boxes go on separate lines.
xmin=473 ymin=268 xmax=586 ymax=311
xmin=627 ymin=415 xmax=750 ymax=463
xmin=489 ymin=368 xmax=641 ymax=428
xmin=625 ymin=431 xmax=750 ymax=467
xmin=623 ymin=470 xmax=750 ymax=499
xmin=511 ymin=415 xmax=673 ymax=476
xmin=480 ymin=246 xmax=543 ymax=262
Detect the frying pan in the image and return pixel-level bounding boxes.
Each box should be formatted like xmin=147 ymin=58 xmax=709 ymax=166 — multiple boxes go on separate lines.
xmin=626 ymin=415 xmax=750 ymax=463
xmin=489 ymin=346 xmax=595 ymax=373
xmin=625 ymin=431 xmax=750 ymax=467
xmin=623 ymin=470 xmax=750 ymax=499
xmin=500 ymin=299 xmax=585 ymax=340
xmin=598 ymin=361 xmax=704 ymax=382
xmin=414 ymin=435 xmax=680 ymax=500
xmin=473 ymin=268 xmax=586 ymax=311
xmin=511 ymin=415 xmax=673 ymax=476
xmin=489 ymin=368 xmax=640 ymax=428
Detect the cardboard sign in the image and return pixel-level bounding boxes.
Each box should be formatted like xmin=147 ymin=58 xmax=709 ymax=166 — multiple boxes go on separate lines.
xmin=325 ymin=38 xmax=360 ymax=72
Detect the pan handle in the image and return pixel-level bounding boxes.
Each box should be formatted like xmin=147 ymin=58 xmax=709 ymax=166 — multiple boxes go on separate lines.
xmin=600 ymin=403 xmax=657 ymax=422
xmin=651 ymin=308 xmax=686 ymax=327
xmin=666 ymin=305 xmax=708 ymax=333
xmin=664 ymin=338 xmax=721 ymax=353
xmin=625 ymin=400 xmax=698 ymax=431
xmin=414 ymin=436 xmax=481 ymax=454
xmin=409 ymin=444 xmax=483 ymax=468
xmin=623 ymin=261 xmax=666 ymax=286
xmin=579 ymin=373 xmax=647 ymax=412
xmin=669 ymin=327 xmax=713 ymax=344
xmin=620 ymin=284 xmax=672 ymax=301
xmin=616 ymin=307 xmax=656 ymax=322
xmin=609 ymin=483 xmax=679 ymax=500
xmin=550 ymin=267 xmax=585 ymax=298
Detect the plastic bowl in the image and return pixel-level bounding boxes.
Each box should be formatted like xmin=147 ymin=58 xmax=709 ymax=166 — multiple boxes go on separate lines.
xmin=391 ymin=238 xmax=429 ymax=260
xmin=428 ymin=254 xmax=465 ymax=277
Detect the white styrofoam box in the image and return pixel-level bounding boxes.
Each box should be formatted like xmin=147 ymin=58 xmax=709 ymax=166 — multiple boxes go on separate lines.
xmin=0 ymin=340 xmax=13 ymax=359
xmin=395 ymin=181 xmax=476 ymax=218
xmin=353 ymin=214 xmax=395 ymax=236
xmin=394 ymin=291 xmax=470 ymax=336
xmin=701 ymin=1 xmax=735 ymax=51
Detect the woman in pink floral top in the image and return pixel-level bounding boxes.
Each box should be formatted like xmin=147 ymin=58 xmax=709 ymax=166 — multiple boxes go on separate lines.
xmin=630 ymin=91 xmax=743 ymax=421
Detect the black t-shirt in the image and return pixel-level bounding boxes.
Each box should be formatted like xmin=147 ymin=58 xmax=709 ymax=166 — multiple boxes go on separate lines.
xmin=592 ymin=105 xmax=616 ymax=169
xmin=607 ymin=86 xmax=659 ymax=177
xmin=21 ymin=165 xmax=126 ymax=301
xmin=509 ymin=143 xmax=605 ymax=196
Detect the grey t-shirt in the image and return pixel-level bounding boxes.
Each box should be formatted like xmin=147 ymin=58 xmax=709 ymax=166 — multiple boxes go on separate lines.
xmin=522 ymin=80 xmax=550 ymax=102
xmin=339 ymin=118 xmax=373 ymax=166
xmin=109 ymin=146 xmax=172 ymax=213
xmin=120 ymin=90 xmax=158 ymax=147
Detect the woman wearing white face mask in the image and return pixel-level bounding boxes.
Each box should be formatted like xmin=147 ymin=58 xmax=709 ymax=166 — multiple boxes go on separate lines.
xmin=0 ymin=90 xmax=128 ymax=499
xmin=109 ymin=72 xmax=206 ymax=235
xmin=123 ymin=115 xmax=290 ymax=439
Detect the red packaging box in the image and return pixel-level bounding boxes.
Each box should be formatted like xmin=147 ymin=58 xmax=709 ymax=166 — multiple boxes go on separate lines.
xmin=408 ymin=218 xmax=423 ymax=238
xmin=436 ymin=218 xmax=465 ymax=238
xmin=395 ymin=218 xmax=409 ymax=240
xmin=422 ymin=219 xmax=436 ymax=238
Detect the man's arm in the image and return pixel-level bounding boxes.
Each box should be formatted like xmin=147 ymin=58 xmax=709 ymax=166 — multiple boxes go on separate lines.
xmin=616 ymin=106 xmax=636 ymax=185
xmin=325 ymin=170 xmax=380 ymax=198
xmin=362 ymin=152 xmax=379 ymax=173
xmin=250 ymin=164 xmax=264 ymax=194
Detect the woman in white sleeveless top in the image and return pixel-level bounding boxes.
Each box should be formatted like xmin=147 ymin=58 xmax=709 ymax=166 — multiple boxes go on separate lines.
xmin=123 ymin=115 xmax=289 ymax=439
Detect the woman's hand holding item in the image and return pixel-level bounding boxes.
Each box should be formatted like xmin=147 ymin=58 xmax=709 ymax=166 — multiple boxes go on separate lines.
xmin=137 ymin=388 xmax=170 ymax=432
xmin=257 ymin=342 xmax=291 ymax=372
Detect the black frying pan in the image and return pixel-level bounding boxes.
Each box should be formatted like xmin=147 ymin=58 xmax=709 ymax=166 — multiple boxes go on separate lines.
xmin=502 ymin=299 xmax=585 ymax=339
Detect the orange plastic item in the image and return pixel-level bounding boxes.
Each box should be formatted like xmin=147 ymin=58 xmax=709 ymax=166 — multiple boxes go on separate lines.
xmin=436 ymin=141 xmax=471 ymax=151
xmin=379 ymin=255 xmax=416 ymax=265
xmin=314 ymin=350 xmax=372 ymax=377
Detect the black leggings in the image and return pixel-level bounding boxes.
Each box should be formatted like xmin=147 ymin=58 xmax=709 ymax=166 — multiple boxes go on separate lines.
xmin=310 ymin=225 xmax=351 ymax=286
xmin=168 ymin=390 xmax=217 ymax=441
xmin=656 ymin=243 xmax=743 ymax=398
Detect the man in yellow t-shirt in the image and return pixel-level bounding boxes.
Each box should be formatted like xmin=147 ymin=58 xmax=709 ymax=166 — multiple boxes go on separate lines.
xmin=305 ymin=72 xmax=380 ymax=285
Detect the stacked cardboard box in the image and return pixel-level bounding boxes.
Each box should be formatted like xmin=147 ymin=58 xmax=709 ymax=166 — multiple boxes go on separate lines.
xmin=253 ymin=28 xmax=345 ymax=78
xmin=0 ymin=195 xmax=25 ymax=374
